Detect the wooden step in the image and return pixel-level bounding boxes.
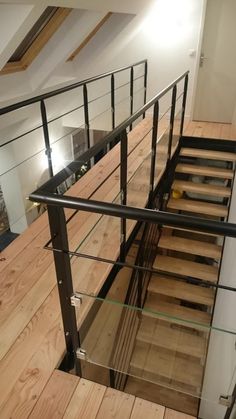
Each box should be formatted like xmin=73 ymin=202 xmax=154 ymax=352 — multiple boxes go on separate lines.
xmin=154 ymin=255 xmax=218 ymax=283
xmin=137 ymin=317 xmax=208 ymax=359
xmin=163 ymin=225 xmax=219 ymax=238
xmin=143 ymin=294 xmax=211 ymax=325
xmin=176 ymin=163 xmax=234 ymax=179
xmin=125 ymin=377 xmax=199 ymax=417
xmin=130 ymin=341 xmax=203 ymax=392
xmin=180 ymin=148 xmax=236 ymax=162
xmin=148 ymin=275 xmax=215 ymax=306
xmin=172 ymin=180 xmax=231 ymax=198
xmin=159 ymin=234 xmax=222 ymax=259
xmin=167 ymin=198 xmax=228 ymax=217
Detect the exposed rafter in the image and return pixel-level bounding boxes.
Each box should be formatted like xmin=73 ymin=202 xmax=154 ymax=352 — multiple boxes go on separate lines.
xmin=66 ymin=12 xmax=112 ymax=62
xmin=0 ymin=7 xmax=72 ymax=76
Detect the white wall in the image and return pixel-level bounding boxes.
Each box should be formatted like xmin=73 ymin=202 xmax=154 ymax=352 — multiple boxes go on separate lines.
xmin=0 ymin=0 xmax=206 ymax=233
xmin=60 ymin=0 xmax=205 ymax=118
xmin=199 ymin=175 xmax=236 ymax=419
xmin=0 ymin=0 xmax=205 ymax=115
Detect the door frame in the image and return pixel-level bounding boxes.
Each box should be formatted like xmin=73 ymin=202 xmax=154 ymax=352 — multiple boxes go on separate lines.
xmin=190 ymin=0 xmax=208 ymax=120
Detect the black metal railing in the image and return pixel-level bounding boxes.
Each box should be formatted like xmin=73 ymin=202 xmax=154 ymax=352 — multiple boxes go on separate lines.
xmin=0 ymin=60 xmax=147 ymax=233
xmin=29 ymin=63 xmax=236 ymax=418
xmin=29 ymin=68 xmax=189 ymax=372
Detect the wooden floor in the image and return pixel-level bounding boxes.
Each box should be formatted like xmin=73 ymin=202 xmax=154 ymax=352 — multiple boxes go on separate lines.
xmin=28 ymin=370 xmax=196 ymax=419
xmin=184 ymin=119 xmax=236 ymax=140
xmin=0 ymin=118 xmax=235 ymax=418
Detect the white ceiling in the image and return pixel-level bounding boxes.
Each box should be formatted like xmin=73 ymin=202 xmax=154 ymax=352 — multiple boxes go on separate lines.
xmin=0 ymin=0 xmax=154 ymax=105
xmin=1 ymin=0 xmax=154 ymax=14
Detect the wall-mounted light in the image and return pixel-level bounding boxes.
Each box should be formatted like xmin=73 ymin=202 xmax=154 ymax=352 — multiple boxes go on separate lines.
xmin=141 ymin=0 xmax=192 ymax=47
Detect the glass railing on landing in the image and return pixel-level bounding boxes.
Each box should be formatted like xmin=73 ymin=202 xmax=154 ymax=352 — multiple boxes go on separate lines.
xmin=73 ymin=291 xmax=236 ymax=419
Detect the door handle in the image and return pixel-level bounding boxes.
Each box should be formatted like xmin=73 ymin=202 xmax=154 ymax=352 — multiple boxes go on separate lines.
xmin=200 ymin=53 xmax=208 ymax=67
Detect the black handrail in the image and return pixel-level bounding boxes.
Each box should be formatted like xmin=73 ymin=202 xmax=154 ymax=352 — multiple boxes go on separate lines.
xmin=0 ymin=59 xmax=147 ymax=115
xmin=30 ymin=191 xmax=236 ymax=238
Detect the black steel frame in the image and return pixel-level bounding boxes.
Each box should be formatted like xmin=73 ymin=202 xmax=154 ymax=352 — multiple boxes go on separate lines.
xmin=29 ymin=66 xmax=236 ymax=418
xmin=29 ymin=69 xmax=190 ymax=370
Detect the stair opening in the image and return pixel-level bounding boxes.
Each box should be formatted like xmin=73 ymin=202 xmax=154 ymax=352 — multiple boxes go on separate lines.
xmin=28 ymin=67 xmax=236 ymax=419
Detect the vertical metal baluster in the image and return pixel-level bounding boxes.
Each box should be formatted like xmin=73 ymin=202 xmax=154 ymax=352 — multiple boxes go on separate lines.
xmin=111 ymin=74 xmax=115 ymax=130
xmin=130 ymin=67 xmax=134 ymax=131
xmin=47 ymin=205 xmax=81 ymax=375
xmin=120 ymin=129 xmax=128 ymax=262
xmin=143 ymin=60 xmax=148 ymax=119
xmin=40 ymin=100 xmax=53 ymax=178
xmin=180 ymin=73 xmax=189 ymax=137
xmin=83 ymin=84 xmax=91 ymax=168
xmin=149 ymin=101 xmax=159 ymax=201
xmin=167 ymin=85 xmax=177 ymax=162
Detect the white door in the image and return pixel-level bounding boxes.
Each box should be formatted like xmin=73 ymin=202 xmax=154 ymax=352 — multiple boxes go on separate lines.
xmin=194 ymin=0 xmax=236 ymax=123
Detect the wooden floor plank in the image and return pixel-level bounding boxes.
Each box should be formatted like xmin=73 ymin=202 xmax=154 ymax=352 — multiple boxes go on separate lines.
xmin=63 ymin=379 xmax=106 ymax=419
xmin=0 ymin=314 xmax=64 ymax=419
xmin=28 ymin=370 xmax=79 ymax=419
xmin=0 ymin=263 xmax=56 ymax=360
xmin=0 ymin=215 xmax=49 ymax=273
xmin=96 ymin=388 xmax=135 ymax=419
xmin=130 ymin=397 xmax=165 ymax=419
xmin=164 ymin=408 xmax=196 ymax=419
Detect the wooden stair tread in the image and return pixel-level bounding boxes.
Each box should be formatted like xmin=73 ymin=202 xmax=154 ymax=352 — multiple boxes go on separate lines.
xmin=130 ymin=341 xmax=203 ymax=391
xmin=158 ymin=234 xmax=222 ymax=259
xmin=180 ymin=148 xmax=236 ymax=162
xmin=143 ymin=294 xmax=211 ymax=325
xmin=173 ymin=180 xmax=231 ymax=198
xmin=148 ymin=275 xmax=215 ymax=306
xmin=153 ymin=255 xmax=218 ymax=283
xmin=125 ymin=377 xmax=199 ymax=417
xmin=137 ymin=317 xmax=208 ymax=359
xmin=163 ymin=225 xmax=219 ymax=238
xmin=167 ymin=198 xmax=228 ymax=217
xmin=176 ymin=163 xmax=234 ymax=179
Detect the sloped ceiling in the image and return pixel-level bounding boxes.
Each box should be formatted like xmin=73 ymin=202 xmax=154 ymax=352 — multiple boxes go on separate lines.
xmin=0 ymin=0 xmax=154 ymax=106
xmin=1 ymin=0 xmax=152 ymax=14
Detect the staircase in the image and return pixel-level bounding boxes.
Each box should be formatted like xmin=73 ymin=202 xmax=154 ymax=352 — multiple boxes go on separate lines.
xmin=126 ymin=145 xmax=234 ymax=415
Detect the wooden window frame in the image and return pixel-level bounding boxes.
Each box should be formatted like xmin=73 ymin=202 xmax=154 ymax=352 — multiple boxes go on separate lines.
xmin=0 ymin=8 xmax=71 ymax=76
xmin=67 ymin=12 xmax=112 ymax=62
